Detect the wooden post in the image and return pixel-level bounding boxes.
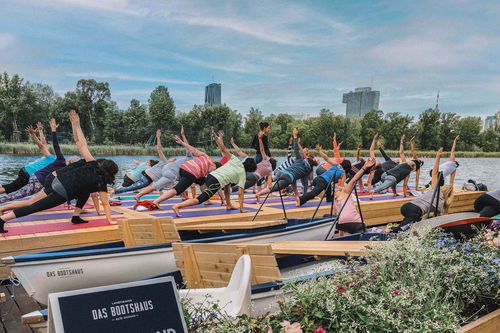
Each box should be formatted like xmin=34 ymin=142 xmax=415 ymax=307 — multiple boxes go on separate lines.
xmin=182 ymin=245 xmax=202 ymax=289
xmin=236 ymin=245 xmax=257 ymax=285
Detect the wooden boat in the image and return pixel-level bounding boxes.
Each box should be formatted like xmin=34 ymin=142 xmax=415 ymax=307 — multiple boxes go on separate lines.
xmin=2 ymin=215 xmax=337 ymax=305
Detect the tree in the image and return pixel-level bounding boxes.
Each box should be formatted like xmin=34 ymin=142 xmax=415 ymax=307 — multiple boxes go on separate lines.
xmin=440 ymin=113 xmax=460 ymax=150
xmin=382 ymin=113 xmax=413 ymax=149
xmin=480 ymin=128 xmax=500 ymax=152
xmin=201 ymin=104 xmax=242 ymax=142
xmin=241 ymin=107 xmax=263 ymax=147
xmin=415 ymin=108 xmax=441 ymax=150
xmin=360 ymin=110 xmax=384 ymax=147
xmin=149 ymin=86 xmax=176 ymax=140
xmin=103 ymin=102 xmax=124 ymax=144
xmin=122 ymin=99 xmax=150 ymax=144
xmin=456 ymin=117 xmax=482 ymax=150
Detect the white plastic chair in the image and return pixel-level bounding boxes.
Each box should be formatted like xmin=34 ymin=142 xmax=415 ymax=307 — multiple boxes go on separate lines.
xmin=179 ymin=254 xmax=252 ymax=317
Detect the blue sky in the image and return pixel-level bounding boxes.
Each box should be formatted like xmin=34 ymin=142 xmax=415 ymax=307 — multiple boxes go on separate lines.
xmin=1 ymin=0 xmax=499 ymax=120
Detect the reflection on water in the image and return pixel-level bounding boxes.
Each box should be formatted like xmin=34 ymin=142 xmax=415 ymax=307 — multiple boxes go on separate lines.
xmin=0 ymin=154 xmax=498 ymax=190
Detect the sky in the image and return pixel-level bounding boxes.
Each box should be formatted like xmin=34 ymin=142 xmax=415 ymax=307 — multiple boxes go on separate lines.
xmin=1 ymin=0 xmax=499 ymax=120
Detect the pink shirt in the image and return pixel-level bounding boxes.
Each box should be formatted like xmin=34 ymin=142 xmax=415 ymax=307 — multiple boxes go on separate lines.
xmin=180 ymin=155 xmax=214 ymax=179
xmin=255 ymin=159 xmax=273 ymax=178
xmin=334 ymin=195 xmax=362 ymax=224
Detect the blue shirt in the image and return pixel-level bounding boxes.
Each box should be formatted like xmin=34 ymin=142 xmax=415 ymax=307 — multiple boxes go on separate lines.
xmin=24 ymin=155 xmax=56 ymax=176
xmin=319 ymin=164 xmax=344 ymax=182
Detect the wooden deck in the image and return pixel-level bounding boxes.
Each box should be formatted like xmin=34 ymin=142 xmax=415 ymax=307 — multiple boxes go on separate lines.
xmin=0 ymin=189 xmax=484 ymax=278
xmin=0 ymin=283 xmax=42 ymax=333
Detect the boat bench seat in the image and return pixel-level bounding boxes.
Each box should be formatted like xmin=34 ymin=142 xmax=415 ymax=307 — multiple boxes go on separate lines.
xmin=118 ymin=217 xmax=181 ymax=246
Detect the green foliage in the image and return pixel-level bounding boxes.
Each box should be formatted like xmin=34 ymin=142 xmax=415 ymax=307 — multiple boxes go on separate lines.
xmin=1 ymin=71 xmax=499 ymax=153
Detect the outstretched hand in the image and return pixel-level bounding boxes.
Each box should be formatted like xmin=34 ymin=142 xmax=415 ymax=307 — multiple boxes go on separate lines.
xmin=173 ymin=135 xmax=183 ymax=145
xmin=49 ymin=118 xmax=58 ymax=131
xmin=437 ymin=147 xmax=444 ymax=156
xmin=454 ymin=135 xmax=459 ymax=142
xmin=400 ymin=134 xmax=405 ymax=142
xmin=68 ymin=110 xmax=80 ymax=124
xmin=365 ymin=157 xmax=376 ymax=168
xmin=410 ymin=136 xmax=415 ymax=142
xmin=218 ymin=130 xmax=224 ymax=139
xmin=36 ymin=121 xmax=44 ymax=131
xmin=357 ymin=143 xmax=362 ymax=149
xmin=180 ymin=125 xmax=185 ymax=136
xmin=25 ymin=125 xmax=36 ymax=135
xmin=156 ymin=129 xmax=162 ymax=139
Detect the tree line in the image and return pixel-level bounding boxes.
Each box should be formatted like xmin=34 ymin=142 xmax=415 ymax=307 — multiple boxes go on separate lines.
xmin=1 ymin=71 xmax=499 ymax=152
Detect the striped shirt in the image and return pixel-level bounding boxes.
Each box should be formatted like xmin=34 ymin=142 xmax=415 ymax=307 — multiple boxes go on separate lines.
xmin=274 ymin=144 xmax=294 ymax=175
xmin=180 ymin=155 xmax=215 ymax=179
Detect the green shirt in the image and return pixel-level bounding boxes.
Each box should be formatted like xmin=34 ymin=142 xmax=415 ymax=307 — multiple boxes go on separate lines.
xmin=210 ymin=155 xmax=246 ymax=189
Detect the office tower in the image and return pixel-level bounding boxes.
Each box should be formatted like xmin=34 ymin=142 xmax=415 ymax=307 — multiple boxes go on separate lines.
xmin=342 ymin=87 xmax=380 ymax=119
xmin=205 ymin=83 xmax=221 ymax=106
xmin=484 ymin=115 xmax=497 ymax=130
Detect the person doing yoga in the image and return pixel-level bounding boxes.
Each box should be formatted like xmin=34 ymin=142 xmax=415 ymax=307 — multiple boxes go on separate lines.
xmin=150 ymin=133 xmax=221 ymax=208
xmin=251 ymin=122 xmax=271 ymax=163
xmin=370 ymin=135 xmax=423 ymax=197
xmin=0 ymin=111 xmax=118 ymax=233
xmin=119 ymin=160 xmax=159 ymax=188
xmin=424 ymin=135 xmax=460 ymax=189
xmin=332 ymin=157 xmax=376 ymax=235
xmin=171 ymin=129 xmax=257 ymax=217
xmin=255 ymin=128 xmax=319 ymax=203
xmin=315 ymin=132 xmax=344 ymax=177
xmin=297 ymin=144 xmax=351 ymax=206
xmin=133 ymin=127 xmax=194 ymax=202
xmin=230 ymin=134 xmax=276 ymax=192
xmin=114 ymin=129 xmax=173 ymax=195
xmin=391 ymin=148 xmax=455 ymax=232
xmin=474 ymin=189 xmax=500 ymax=218
xmin=0 ymin=122 xmax=56 ymax=195
xmin=0 ymin=118 xmax=80 ymax=210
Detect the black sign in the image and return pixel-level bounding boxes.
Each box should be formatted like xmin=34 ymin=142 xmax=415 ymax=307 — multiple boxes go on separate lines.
xmin=48 ymin=277 xmax=187 ymax=333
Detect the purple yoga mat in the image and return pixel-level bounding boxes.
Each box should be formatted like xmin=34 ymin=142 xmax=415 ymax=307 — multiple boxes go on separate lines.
xmin=9 ymin=210 xmax=121 ymax=223
xmin=268 ymin=201 xmax=329 ymax=209
xmin=152 ymin=207 xmax=258 ymax=219
xmin=359 ymin=194 xmax=404 ymax=201
xmin=245 ymin=197 xmax=296 ymax=204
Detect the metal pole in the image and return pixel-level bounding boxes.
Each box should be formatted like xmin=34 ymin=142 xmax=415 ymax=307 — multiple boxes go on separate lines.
xmin=324 ymin=183 xmax=356 ymax=240
xmin=252 ymin=182 xmax=278 ymax=221
xmin=310 ymin=171 xmax=336 ymax=222
xmin=329 ymin=174 xmax=337 ymax=217
xmin=278 ymin=184 xmax=288 ymax=221
xmin=354 ymin=186 xmax=367 ymax=232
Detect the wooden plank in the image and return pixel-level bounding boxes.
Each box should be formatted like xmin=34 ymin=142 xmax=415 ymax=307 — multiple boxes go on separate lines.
xmin=0 ymin=285 xmax=32 ymax=333
xmin=176 ymin=219 xmax=286 ymax=231
xmin=270 ymin=241 xmax=382 ymax=256
xmin=458 ymin=308 xmax=500 ymax=333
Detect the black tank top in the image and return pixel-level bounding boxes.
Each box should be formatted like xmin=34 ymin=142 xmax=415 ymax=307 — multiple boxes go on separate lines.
xmin=387 ymin=163 xmax=412 ymax=183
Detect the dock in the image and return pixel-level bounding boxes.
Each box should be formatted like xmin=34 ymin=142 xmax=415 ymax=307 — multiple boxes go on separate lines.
xmin=0 ymin=188 xmax=484 ymax=278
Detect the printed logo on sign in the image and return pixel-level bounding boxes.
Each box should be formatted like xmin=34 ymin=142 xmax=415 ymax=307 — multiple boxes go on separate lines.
xmin=155 ymin=330 xmax=177 ymax=333
xmin=91 ymin=299 xmax=155 ymax=322
xmin=46 ymin=267 xmax=84 ymax=278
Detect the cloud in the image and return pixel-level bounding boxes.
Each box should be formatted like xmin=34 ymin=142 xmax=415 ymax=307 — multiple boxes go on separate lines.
xmin=0 ymin=32 xmax=16 ymax=50
xmin=66 ymin=72 xmax=202 ymax=85
xmin=39 ymin=0 xmax=148 ymax=16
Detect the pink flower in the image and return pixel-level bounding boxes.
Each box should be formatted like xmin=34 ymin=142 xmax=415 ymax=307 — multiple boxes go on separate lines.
xmin=267 ymin=327 xmax=273 ymax=333
xmin=280 ymin=321 xmax=303 ymax=333
xmin=314 ymin=328 xmax=326 ymax=333
xmin=337 ymin=284 xmax=346 ymax=293
xmin=347 ymin=280 xmax=357 ymax=286
xmin=392 ymin=289 xmax=401 ymax=296
xmin=372 ymin=271 xmax=380 ymax=277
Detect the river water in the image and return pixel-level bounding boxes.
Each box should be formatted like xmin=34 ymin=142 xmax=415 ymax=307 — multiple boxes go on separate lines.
xmin=0 ymin=154 xmax=498 ymax=190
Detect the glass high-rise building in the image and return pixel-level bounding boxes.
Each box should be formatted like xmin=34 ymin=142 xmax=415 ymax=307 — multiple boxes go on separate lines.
xmin=342 ymin=87 xmax=380 ymax=119
xmin=205 ymin=83 xmax=221 ymax=106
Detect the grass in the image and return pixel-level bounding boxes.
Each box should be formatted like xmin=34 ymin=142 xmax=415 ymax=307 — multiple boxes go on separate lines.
xmin=0 ymin=142 xmax=499 ymax=157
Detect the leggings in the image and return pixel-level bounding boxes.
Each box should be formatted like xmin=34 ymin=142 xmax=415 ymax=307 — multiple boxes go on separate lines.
xmin=121 ymin=174 xmax=135 ymax=187
xmin=232 ymin=173 xmax=259 ymax=192
xmin=115 ymin=173 xmax=153 ymax=194
xmin=474 ymin=193 xmax=500 ymax=217
xmin=337 ymin=222 xmax=365 ymax=234
xmin=299 ymin=177 xmax=328 ymax=206
xmin=2 ymin=168 xmax=30 ymax=194
xmin=0 ymin=175 xmax=43 ymax=204
xmin=197 ymin=175 xmax=221 ymax=203
xmin=12 ymin=188 xmax=67 ymax=218
xmin=173 ymin=169 xmax=205 ymax=195
xmin=372 ymin=173 xmax=397 ymax=193
xmin=398 ymin=202 xmax=423 ymax=230
xmin=379 ymin=148 xmax=398 ymax=172
xmin=270 ymin=172 xmax=293 ymax=193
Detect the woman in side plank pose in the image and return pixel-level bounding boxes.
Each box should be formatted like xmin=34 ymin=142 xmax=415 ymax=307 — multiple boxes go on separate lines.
xmin=391 ymin=148 xmax=454 ymax=232
xmin=171 ymin=129 xmax=257 ymax=217
xmin=0 ymin=118 xmax=80 ymax=211
xmin=0 ymin=111 xmax=118 ymax=233
xmin=297 ymin=144 xmax=351 ymax=206
xmin=0 ymin=122 xmax=55 ymax=195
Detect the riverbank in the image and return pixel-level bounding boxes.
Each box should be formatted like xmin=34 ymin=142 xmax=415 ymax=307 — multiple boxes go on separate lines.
xmin=1 ymin=142 xmax=500 ymax=157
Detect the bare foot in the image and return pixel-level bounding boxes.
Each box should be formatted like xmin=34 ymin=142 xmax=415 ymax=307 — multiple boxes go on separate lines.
xmin=226 ymin=205 xmax=237 ymax=210
xmin=295 ymin=196 xmax=301 ymax=207
xmin=171 ymin=205 xmax=181 ymax=217
xmin=134 ymin=195 xmax=141 ymax=202
xmin=255 ymin=194 xmax=260 ymax=202
xmin=204 ymin=200 xmax=214 ymax=205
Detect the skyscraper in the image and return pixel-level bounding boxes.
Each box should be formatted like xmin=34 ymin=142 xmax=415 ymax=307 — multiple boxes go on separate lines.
xmin=342 ymin=87 xmax=380 ymax=119
xmin=205 ymin=83 xmax=221 ymax=106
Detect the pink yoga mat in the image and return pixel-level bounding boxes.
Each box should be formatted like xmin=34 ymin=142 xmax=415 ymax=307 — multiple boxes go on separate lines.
xmin=8 ymin=210 xmax=122 ymax=223
xmin=1 ymin=217 xmax=125 ymax=237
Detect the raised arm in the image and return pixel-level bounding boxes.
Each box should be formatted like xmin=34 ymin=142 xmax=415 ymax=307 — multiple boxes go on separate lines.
xmin=69 ymin=110 xmax=94 ymax=162
xmin=332 ymin=133 xmax=341 ymax=160
xmin=431 ymin=148 xmax=443 ymax=188
xmin=315 ymin=144 xmax=337 ymax=166
xmin=410 ymin=136 xmax=418 ymax=160
xmin=212 ymin=128 xmax=232 ymax=159
xmin=49 ymin=118 xmax=64 ymax=160
xmin=257 ymin=132 xmax=268 ymax=160
xmin=399 ymin=135 xmax=407 ymax=163
xmin=344 ymin=158 xmax=375 ymax=194
xmin=174 ymin=135 xmax=205 ymax=157
xmin=229 ymin=137 xmax=248 ymax=158
xmin=449 ymin=136 xmax=459 ymax=187
xmin=155 ymin=129 xmax=167 ymax=161
xmin=26 ymin=125 xmax=50 ymax=157
xmin=356 ymin=143 xmax=362 ymax=161
xmin=292 ymin=128 xmax=302 ymax=160
xmin=37 ymin=122 xmax=48 ymax=147
xmin=369 ymin=133 xmax=378 ymax=159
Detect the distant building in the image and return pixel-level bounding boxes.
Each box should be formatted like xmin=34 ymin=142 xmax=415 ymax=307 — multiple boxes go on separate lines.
xmin=205 ymin=83 xmax=221 ymax=106
xmin=342 ymin=87 xmax=380 ymax=119
xmin=484 ymin=111 xmax=500 ymax=130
